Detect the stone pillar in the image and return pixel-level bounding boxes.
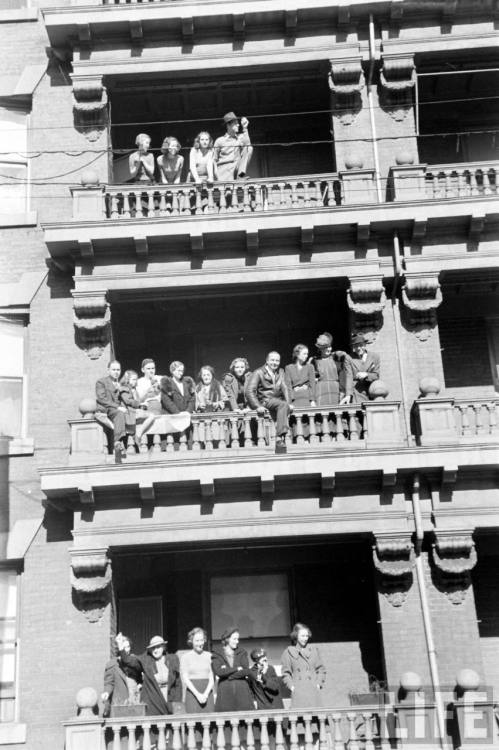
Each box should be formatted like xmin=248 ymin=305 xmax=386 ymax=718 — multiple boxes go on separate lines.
xmin=70 ymin=548 xmax=112 ymax=623
xmin=73 ymin=290 xmax=111 ymax=360
xmin=373 ymin=532 xmax=432 ymax=687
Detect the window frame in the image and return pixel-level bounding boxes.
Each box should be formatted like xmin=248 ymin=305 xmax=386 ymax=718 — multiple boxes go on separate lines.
xmin=0 ymin=316 xmax=29 ymax=442
xmin=0 ymin=563 xmax=21 ymax=727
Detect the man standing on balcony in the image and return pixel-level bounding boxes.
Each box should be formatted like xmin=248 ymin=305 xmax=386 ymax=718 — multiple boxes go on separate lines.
xmin=214 ymin=112 xmax=253 ymax=181
xmin=95 ymin=360 xmax=127 ymax=463
xmin=346 ymin=333 xmax=380 ymax=403
xmin=246 ymin=351 xmax=292 ymax=453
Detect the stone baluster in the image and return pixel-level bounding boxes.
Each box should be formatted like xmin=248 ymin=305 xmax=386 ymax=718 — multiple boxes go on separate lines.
xmin=171 ymin=190 xmax=180 ymax=215
xmin=255 ymin=414 xmax=265 ymax=447
xmin=123 ymin=192 xmax=132 ymax=218
xmin=335 ymin=410 xmax=345 ymax=443
xmin=191 ymin=419 xmax=201 ymax=450
xmin=147 ymin=191 xmax=154 ymax=217
xmin=172 ymin=722 xmax=182 ymax=750
xmin=254 ymin=183 xmax=263 ymax=211
xmin=470 ymin=169 xmax=479 ymax=196
xmin=303 ymin=714 xmax=314 ymax=750
xmin=179 ymin=431 xmax=188 ymax=451
xmin=475 ymin=403 xmax=484 ymax=435
xmin=320 ymin=412 xmax=332 ymax=443
xmin=218 ymin=416 xmax=227 ymax=449
xmin=331 ymin=713 xmax=345 ymax=750
xmin=289 ymin=716 xmax=299 ymax=750
xmin=243 ymin=414 xmax=253 ymax=447
xmin=230 ymin=416 xmax=240 ymax=448
xmin=158 ymin=190 xmax=167 ymax=216
xmin=230 ymin=719 xmax=240 ymax=750
xmin=486 ymin=402 xmax=498 ymax=434
xmin=243 ymin=183 xmax=251 ymax=212
xmin=294 ymin=413 xmax=305 ymax=444
xmin=166 ymin=434 xmax=175 ymax=452
xmin=126 ymin=435 xmax=135 ymax=455
xmin=482 ymin=169 xmax=492 ymax=195
xmin=157 ymin=723 xmax=167 ymax=750
xmin=126 ymin=725 xmax=136 ymax=750
xmin=202 ymin=720 xmax=211 ymax=750
xmin=181 ymin=190 xmax=190 ymax=215
xmin=308 ymin=412 xmax=318 ymax=444
xmin=152 ymin=434 xmax=161 ymax=453
xmin=346 ymin=712 xmax=360 ymax=750
xmin=206 ymin=184 xmax=215 ymax=214
xmin=260 ymin=717 xmax=270 ymax=750
xmin=348 ymin=410 xmax=358 ymax=441
xmin=246 ymin=718 xmax=255 ymax=750
xmin=303 ymin=182 xmax=310 ymax=207
xmin=460 ymin=403 xmax=472 ymax=436
xmin=318 ymin=715 xmax=328 ymax=750
xmin=204 ymin=420 xmax=213 ymax=450
xmin=310 ymin=180 xmax=319 ymax=207
xmin=142 ymin=723 xmax=152 ymax=750
xmin=362 ymin=712 xmax=375 ymax=750
xmin=290 ymin=180 xmax=298 ymax=207
xmin=277 ymin=182 xmax=285 ymax=208
xmin=219 ymin=186 xmax=228 ymax=213
xmin=195 ymin=187 xmax=203 ymax=215
xmin=186 ymin=721 xmax=196 ymax=750
xmin=110 ymin=193 xmax=120 ymax=218
xmin=455 ymin=167 xmax=465 ymax=197
xmin=112 ymin=725 xmax=121 ymax=750
xmin=216 ymin=721 xmax=225 ymax=750
xmin=328 ymin=179 xmax=335 ymax=205
xmin=275 ymin=717 xmax=285 ymax=750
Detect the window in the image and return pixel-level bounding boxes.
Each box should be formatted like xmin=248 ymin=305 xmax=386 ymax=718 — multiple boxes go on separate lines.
xmin=0 ymin=570 xmax=18 ymax=724
xmin=0 ymin=319 xmax=27 ymax=438
xmin=0 ymin=107 xmax=28 ymax=215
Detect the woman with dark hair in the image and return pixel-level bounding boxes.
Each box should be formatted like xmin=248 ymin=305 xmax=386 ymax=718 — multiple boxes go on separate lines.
xmin=211 ymin=627 xmax=254 ymax=712
xmin=284 ymin=344 xmax=317 ymax=408
xmin=195 ymin=365 xmax=228 ymax=412
xmin=310 ymin=333 xmax=352 ymax=407
xmin=189 ymin=131 xmax=216 ymax=184
xmin=223 ymin=357 xmax=252 ymax=412
xmin=101 ymin=634 xmax=142 ymax=716
xmin=180 ymin=627 xmax=215 ymax=713
xmin=157 ymin=136 xmax=184 ymax=184
xmin=280 ymin=622 xmax=326 ymax=708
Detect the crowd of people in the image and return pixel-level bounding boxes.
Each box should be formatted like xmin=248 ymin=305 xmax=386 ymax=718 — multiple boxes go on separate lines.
xmin=129 ymin=111 xmax=253 ymax=186
xmin=95 ymin=332 xmax=380 ymax=462
xmin=102 ymin=623 xmax=325 ymax=718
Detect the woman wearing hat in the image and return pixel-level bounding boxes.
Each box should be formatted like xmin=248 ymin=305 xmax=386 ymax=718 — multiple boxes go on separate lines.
xmin=310 ymin=332 xmax=352 ymax=407
xmin=116 ymin=632 xmax=181 ymax=715
xmin=211 ymin=627 xmax=254 ymax=712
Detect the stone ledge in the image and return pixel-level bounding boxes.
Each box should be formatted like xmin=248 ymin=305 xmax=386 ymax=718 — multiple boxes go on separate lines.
xmin=0 ymin=723 xmax=27 ymax=745
xmin=8 ymin=437 xmax=34 ymax=457
xmin=0 ymin=8 xmax=37 ymax=24
xmin=0 ymin=212 xmax=37 ymax=228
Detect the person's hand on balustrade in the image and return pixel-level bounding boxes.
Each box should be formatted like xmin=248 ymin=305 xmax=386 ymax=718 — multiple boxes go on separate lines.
xmin=339 ymin=394 xmax=352 ymax=405
xmin=310 ymin=400 xmax=317 ymax=408
xmin=101 ymin=691 xmax=110 ymax=703
xmin=355 ymin=371 xmax=368 ymax=380
xmin=256 ymin=406 xmax=267 ymax=415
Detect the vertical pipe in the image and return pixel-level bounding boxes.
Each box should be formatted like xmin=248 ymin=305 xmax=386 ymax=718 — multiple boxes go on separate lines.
xmin=415 ymin=73 xmax=420 ymax=137
xmin=368 ymin=14 xmax=383 ymax=202
xmin=411 ymin=473 xmax=446 ymax=750
xmin=391 ymin=232 xmax=411 ymax=444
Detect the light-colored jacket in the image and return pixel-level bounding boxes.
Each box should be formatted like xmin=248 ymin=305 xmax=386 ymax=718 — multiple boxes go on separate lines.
xmin=280 ymin=644 xmax=326 ymax=709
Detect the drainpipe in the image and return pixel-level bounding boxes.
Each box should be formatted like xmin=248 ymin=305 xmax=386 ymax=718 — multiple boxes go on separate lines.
xmin=391 ymin=232 xmax=411 ymax=444
xmin=411 ymin=473 xmax=446 ymax=749
xmin=368 ymin=14 xmax=383 ymax=202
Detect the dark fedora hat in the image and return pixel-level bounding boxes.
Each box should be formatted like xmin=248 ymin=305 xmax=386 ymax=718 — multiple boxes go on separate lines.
xmin=351 ymin=333 xmax=367 ymax=346
xmin=223 ymin=111 xmax=239 ymax=124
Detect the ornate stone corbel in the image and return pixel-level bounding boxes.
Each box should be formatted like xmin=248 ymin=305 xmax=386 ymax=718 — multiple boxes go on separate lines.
xmin=431 ymin=531 xmax=476 ymax=605
xmin=379 ymin=53 xmax=415 ymax=121
xmin=71 ymin=75 xmax=108 ymax=142
xmin=70 ymin=549 xmax=111 ymax=623
xmin=373 ymin=533 xmax=415 ymax=607
xmin=328 ymin=56 xmax=364 ymax=125
xmin=401 ymin=273 xmax=442 ymax=341
xmin=73 ymin=291 xmax=110 ymax=360
xmin=347 ymin=276 xmax=386 ymax=341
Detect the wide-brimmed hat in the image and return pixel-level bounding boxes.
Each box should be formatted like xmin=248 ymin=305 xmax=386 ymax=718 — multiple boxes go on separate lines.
xmin=223 ymin=111 xmax=239 ymax=124
xmin=250 ymin=647 xmax=267 ymax=662
xmin=146 ymin=635 xmax=167 ymax=650
xmin=351 ymin=333 xmax=367 ymax=346
xmin=315 ymin=332 xmax=333 ymax=349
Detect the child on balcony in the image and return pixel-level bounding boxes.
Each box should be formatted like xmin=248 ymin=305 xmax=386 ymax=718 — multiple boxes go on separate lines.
xmin=157 ymin=136 xmax=184 ymax=184
xmin=119 ymin=369 xmax=155 ymax=445
xmin=129 ymin=133 xmax=155 ymax=184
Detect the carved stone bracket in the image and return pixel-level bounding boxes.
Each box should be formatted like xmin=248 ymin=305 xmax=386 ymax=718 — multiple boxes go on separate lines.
xmin=373 ymin=533 xmax=415 ymax=607
xmin=73 ymin=291 xmax=110 ymax=360
xmin=328 ymin=56 xmax=364 ymax=125
xmin=379 ymin=54 xmax=416 ymax=121
xmin=401 ymin=273 xmax=442 ymax=340
xmin=347 ymin=276 xmax=386 ymax=341
xmin=71 ymin=75 xmax=108 ymax=142
xmin=70 ymin=549 xmax=111 ymax=623
xmin=431 ymin=531 xmax=477 ymax=605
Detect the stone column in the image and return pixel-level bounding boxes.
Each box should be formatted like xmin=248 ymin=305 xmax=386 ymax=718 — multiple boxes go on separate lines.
xmin=73 ymin=290 xmax=111 ymax=360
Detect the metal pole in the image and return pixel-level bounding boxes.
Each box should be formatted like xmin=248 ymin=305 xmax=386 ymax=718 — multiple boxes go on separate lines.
xmin=368 ymin=14 xmax=383 ymax=202
xmin=391 ymin=232 xmax=411 ymax=445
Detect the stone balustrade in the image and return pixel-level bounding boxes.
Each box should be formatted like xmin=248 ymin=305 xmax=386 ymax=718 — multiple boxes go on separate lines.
xmin=413 ymin=394 xmax=499 ymax=446
xmin=389 ymin=159 xmax=499 ymax=202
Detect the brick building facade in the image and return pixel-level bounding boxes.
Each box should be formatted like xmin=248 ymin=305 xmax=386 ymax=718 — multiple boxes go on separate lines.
xmin=0 ymin=1 xmax=498 ymax=749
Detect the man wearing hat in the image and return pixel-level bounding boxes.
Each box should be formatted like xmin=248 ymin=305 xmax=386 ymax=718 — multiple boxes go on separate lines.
xmin=116 ymin=632 xmax=181 ymax=715
xmin=214 ymin=112 xmax=253 ymax=181
xmin=347 ymin=333 xmax=380 ymax=403
xmin=249 ymin=648 xmax=284 ymax=710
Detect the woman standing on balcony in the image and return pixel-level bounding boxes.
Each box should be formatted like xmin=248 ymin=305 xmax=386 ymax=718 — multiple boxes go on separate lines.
xmin=310 ymin=332 xmax=352 ymax=407
xmin=180 ymin=627 xmax=215 ymax=713
xmin=223 ymin=357 xmax=252 ymax=412
xmin=129 ymin=133 xmax=155 ymax=184
xmin=280 ymin=623 xmax=326 ymax=709
xmin=284 ymin=344 xmax=317 ymax=408
xmin=157 ymin=137 xmax=184 ymax=184
xmin=195 ymin=366 xmax=228 ymax=412
xmin=189 ymin=131 xmax=216 ymax=184
xmin=212 ymin=627 xmax=254 ymax=712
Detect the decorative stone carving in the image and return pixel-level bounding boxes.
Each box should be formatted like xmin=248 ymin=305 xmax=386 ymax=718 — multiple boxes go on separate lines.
xmin=432 ymin=531 xmax=476 ymax=605
xmin=373 ymin=534 xmax=414 ymax=607
xmin=347 ymin=277 xmax=386 ymax=341
xmin=328 ymin=56 xmax=364 ymax=125
xmin=401 ymin=273 xmax=442 ymax=340
xmin=71 ymin=75 xmax=108 ymax=142
xmin=379 ymin=54 xmax=416 ymax=121
xmin=73 ymin=291 xmax=110 ymax=360
xmin=70 ymin=549 xmax=111 ymax=623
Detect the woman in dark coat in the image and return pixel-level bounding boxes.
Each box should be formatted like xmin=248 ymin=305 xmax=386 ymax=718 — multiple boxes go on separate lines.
xmin=101 ymin=634 xmax=142 ymax=716
xmin=211 ymin=627 xmax=254 ymax=712
xmin=249 ymin=648 xmax=283 ymax=710
xmin=284 ymin=344 xmax=317 ymax=408
xmin=117 ymin=632 xmax=181 ymax=715
xmin=223 ymin=358 xmax=252 ymax=411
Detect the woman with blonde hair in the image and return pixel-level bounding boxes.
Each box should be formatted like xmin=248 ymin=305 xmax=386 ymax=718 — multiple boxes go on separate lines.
xmin=180 ymin=627 xmax=215 ymax=713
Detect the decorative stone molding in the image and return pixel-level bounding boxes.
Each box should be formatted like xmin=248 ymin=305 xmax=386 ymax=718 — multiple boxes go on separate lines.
xmin=70 ymin=549 xmax=111 ymax=623
xmin=379 ymin=53 xmax=416 ymax=121
xmin=347 ymin=276 xmax=386 ymax=340
xmin=71 ymin=75 xmax=108 ymax=142
xmin=432 ymin=531 xmax=476 ymax=605
xmin=328 ymin=56 xmax=364 ymax=125
xmin=401 ymin=273 xmax=442 ymax=340
xmin=73 ymin=291 xmax=110 ymax=360
xmin=373 ymin=533 xmax=414 ymax=607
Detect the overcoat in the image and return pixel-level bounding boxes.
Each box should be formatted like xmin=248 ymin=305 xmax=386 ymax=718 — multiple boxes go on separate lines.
xmin=249 ymin=664 xmax=284 ymax=710
xmin=280 ymin=644 xmax=326 ymax=709
xmin=102 ymin=658 xmax=130 ymax=715
xmin=96 ymin=375 xmax=120 ymax=414
xmin=120 ymin=650 xmax=181 ymax=715
xmin=222 ymin=371 xmax=252 ymax=410
xmin=211 ymin=647 xmax=255 ymax=712
xmin=160 ymin=376 xmax=196 ymax=414
xmin=346 ymin=352 xmax=380 ymax=403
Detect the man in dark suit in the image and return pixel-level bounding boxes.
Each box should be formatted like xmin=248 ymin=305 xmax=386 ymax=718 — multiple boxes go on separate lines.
xmin=160 ymin=360 xmax=196 ymax=414
xmin=246 ymin=351 xmax=292 ymax=453
xmin=347 ymin=333 xmax=381 ymax=403
xmin=95 ymin=360 xmax=127 ymax=462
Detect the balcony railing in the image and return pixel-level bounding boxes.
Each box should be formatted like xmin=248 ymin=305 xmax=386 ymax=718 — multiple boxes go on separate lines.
xmin=413 ymin=395 xmax=499 ymax=446
xmin=389 ymin=159 xmax=499 ymax=202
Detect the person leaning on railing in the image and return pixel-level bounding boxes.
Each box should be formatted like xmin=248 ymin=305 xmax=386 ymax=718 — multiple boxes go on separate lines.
xmin=345 ymin=332 xmax=380 ymax=404
xmin=160 ymin=361 xmax=196 ymax=414
xmin=245 ymin=350 xmax=292 ymax=453
xmin=222 ymin=357 xmax=253 ymax=412
xmin=95 ymin=360 xmax=128 ymax=463
xmin=195 ymin=365 xmax=229 ymax=413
